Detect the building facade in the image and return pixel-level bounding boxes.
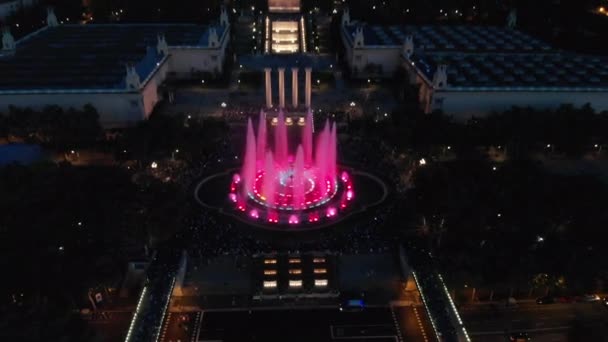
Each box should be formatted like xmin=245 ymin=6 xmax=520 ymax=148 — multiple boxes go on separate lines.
xmin=0 ymin=8 xmax=230 ymax=127
xmin=0 ymin=0 xmax=37 ymax=20
xmin=340 ymin=9 xmax=608 ymax=118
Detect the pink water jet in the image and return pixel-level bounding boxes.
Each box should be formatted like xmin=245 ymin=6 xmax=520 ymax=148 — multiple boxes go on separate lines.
xmin=242 ymin=118 xmax=257 ymax=196
xmin=231 ymin=109 xmax=351 ymax=225
xmin=303 ymin=109 xmax=314 ymax=165
xmin=256 ymin=109 xmax=267 ymax=163
xmin=293 ymin=145 xmax=305 ymax=210
xmin=274 ymin=110 xmax=288 ymax=166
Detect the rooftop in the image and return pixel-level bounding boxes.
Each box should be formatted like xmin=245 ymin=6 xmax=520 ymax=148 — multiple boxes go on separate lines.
xmin=411 ymin=52 xmax=608 ymax=91
xmin=0 ymin=24 xmax=225 ymax=91
xmin=344 ymin=24 xmax=553 ymax=53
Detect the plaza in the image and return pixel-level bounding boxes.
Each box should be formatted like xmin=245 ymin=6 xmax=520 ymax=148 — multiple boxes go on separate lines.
xmin=4 ymin=2 xmax=608 ymax=342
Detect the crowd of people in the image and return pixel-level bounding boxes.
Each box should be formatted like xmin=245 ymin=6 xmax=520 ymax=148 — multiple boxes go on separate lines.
xmin=125 ymin=114 xmax=433 ymax=340
xmin=221 ymin=107 xmax=259 ymax=122
xmin=181 ymin=202 xmax=396 ymax=261
xmin=170 ymin=120 xmax=401 ymax=259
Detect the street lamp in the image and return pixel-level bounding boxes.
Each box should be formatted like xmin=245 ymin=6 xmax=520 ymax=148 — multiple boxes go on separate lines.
xmin=151 ymin=161 xmax=158 ymax=169
xmin=221 ymin=102 xmax=227 ymax=108
xmin=419 ymin=158 xmax=427 ymax=166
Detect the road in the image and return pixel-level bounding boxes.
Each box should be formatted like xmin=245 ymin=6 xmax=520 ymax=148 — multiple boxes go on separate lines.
xmin=460 ymin=301 xmax=608 ymax=341
xmin=161 ymin=305 xmax=433 ymax=342
xmin=85 ymin=310 xmax=134 ymax=342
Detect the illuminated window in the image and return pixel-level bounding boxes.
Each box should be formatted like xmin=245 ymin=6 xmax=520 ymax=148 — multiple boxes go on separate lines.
xmin=315 ymin=279 xmax=328 ymax=287
xmin=313 ymin=257 xmax=325 ymax=263
xmin=313 ymin=268 xmax=327 ymax=274
xmin=264 ymin=270 xmax=277 ymax=275
xmin=288 ymin=269 xmax=302 ymax=275
xmin=289 ymin=280 xmax=302 ymax=288
xmin=263 ymin=281 xmax=277 ymax=288
xmin=288 ymin=258 xmax=301 ymax=264
xmin=264 ymin=259 xmax=277 ymax=264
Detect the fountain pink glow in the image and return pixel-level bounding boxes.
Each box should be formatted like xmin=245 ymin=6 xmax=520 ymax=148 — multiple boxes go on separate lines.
xmin=230 ymin=109 xmax=354 ymax=226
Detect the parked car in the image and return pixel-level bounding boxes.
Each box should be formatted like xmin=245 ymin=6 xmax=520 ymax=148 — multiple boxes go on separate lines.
xmin=602 ymin=297 xmax=608 ymax=306
xmin=582 ymin=294 xmax=601 ymax=302
xmin=505 ymin=297 xmax=518 ymax=308
xmin=510 ymin=332 xmax=531 ymax=341
xmin=556 ymin=296 xmax=574 ymax=303
xmin=536 ymin=296 xmax=555 ymax=304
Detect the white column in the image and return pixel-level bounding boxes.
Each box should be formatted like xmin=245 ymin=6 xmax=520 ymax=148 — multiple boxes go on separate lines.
xmin=305 ymin=67 xmax=312 ymax=109
xmin=278 ymin=68 xmax=285 ymax=108
xmin=264 ymin=67 xmax=272 ymax=108
xmin=291 ymin=67 xmax=299 ymax=108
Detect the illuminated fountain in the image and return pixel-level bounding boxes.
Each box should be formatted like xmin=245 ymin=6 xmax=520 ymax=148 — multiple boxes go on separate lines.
xmin=229 ymin=109 xmax=354 ymax=226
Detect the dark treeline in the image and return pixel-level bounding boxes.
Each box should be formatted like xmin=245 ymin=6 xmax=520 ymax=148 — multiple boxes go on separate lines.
xmin=0 ymin=104 xmax=101 ymax=148
xmin=373 ymin=102 xmax=608 ymax=157
xmin=406 ymin=157 xmax=608 ymax=298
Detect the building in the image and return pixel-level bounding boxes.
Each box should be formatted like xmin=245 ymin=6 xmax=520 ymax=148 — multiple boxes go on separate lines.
xmin=405 ymin=51 xmax=608 ymax=119
xmin=264 ymin=0 xmax=306 ymax=53
xmin=0 ymin=8 xmax=230 ymax=127
xmin=340 ymin=10 xmax=608 ymax=118
xmin=0 ymin=0 xmax=37 ymax=20
xmin=340 ymin=9 xmax=552 ymax=78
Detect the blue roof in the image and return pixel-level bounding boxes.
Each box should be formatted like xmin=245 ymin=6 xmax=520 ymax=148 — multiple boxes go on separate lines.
xmin=344 ymin=24 xmax=553 ymax=53
xmin=0 ymin=24 xmax=221 ymax=91
xmin=410 ymin=52 xmax=608 ymax=91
